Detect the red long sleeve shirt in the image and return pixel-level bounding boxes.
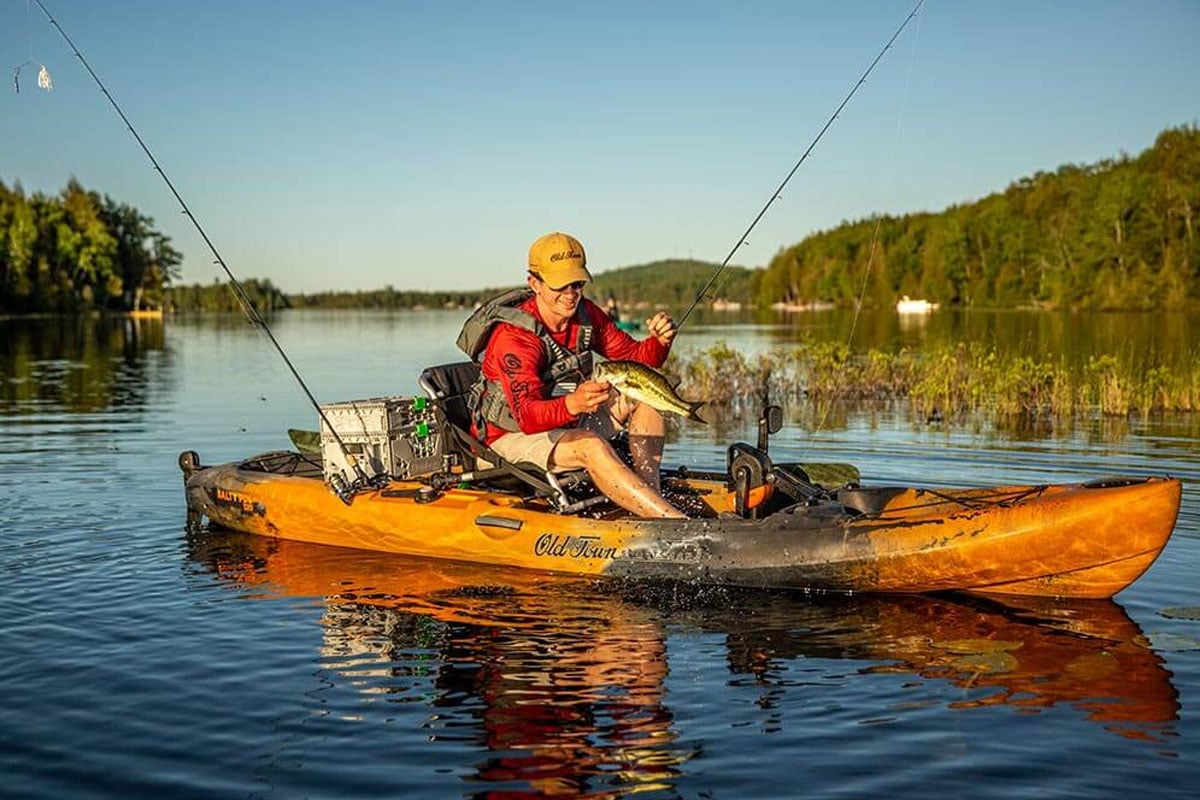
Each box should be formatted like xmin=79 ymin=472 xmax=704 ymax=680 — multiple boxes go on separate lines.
xmin=476 ymin=296 xmax=670 ymax=445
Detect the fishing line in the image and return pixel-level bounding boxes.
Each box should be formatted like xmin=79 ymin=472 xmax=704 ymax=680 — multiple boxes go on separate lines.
xmin=29 ymin=0 xmax=372 ymax=488
xmin=843 ymin=4 xmax=925 ymax=353
xmin=802 ymin=3 xmax=925 ymax=456
xmin=26 ymin=0 xmax=34 ymax=62
xmin=676 ymin=0 xmax=927 ymax=328
xmin=11 ymin=0 xmax=52 ymax=92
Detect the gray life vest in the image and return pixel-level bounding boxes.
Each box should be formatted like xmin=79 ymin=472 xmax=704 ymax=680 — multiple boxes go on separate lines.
xmin=456 ymin=288 xmax=595 ymax=434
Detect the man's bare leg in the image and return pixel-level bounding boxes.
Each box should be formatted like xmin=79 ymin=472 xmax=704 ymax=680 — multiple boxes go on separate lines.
xmin=550 ymin=429 xmax=684 ymax=519
xmin=624 ymin=403 xmax=667 ymax=492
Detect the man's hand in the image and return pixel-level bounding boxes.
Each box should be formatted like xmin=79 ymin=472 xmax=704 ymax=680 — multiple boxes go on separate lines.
xmin=565 ymin=380 xmax=612 ymax=416
xmin=646 ymin=311 xmax=677 ymax=346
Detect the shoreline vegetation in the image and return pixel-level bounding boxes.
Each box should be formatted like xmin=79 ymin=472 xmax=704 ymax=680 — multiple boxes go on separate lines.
xmin=669 ymin=340 xmax=1200 ymax=425
xmin=757 ymin=125 xmax=1200 ymax=313
xmin=0 ymin=179 xmax=180 ymax=315
xmin=164 ymin=124 xmax=1198 ymax=315
xmin=4 ymin=125 xmax=1195 ymax=318
xmin=153 ymin=125 xmax=1198 ymax=318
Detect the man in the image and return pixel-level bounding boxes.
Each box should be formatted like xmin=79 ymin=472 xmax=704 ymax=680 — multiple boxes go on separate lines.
xmin=460 ymin=231 xmax=685 ymax=519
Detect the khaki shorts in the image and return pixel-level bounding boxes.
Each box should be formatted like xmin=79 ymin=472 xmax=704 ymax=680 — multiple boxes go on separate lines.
xmin=488 ymin=394 xmax=636 ymax=471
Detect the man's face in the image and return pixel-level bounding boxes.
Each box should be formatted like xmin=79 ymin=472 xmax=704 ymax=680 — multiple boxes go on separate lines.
xmin=529 ymin=274 xmax=585 ymax=319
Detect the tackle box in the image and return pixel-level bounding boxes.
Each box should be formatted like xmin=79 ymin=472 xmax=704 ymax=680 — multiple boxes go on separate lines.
xmin=318 ymin=396 xmax=445 ymax=486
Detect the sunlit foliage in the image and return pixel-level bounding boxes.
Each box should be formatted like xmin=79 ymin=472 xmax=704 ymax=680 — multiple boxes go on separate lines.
xmin=0 ymin=178 xmax=181 ymax=313
xmin=758 ymin=126 xmax=1200 ymax=311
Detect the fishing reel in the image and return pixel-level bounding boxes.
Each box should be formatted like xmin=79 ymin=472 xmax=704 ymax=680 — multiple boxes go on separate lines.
xmin=327 ymin=472 xmax=359 ymax=505
xmin=327 ymin=468 xmax=391 ymax=505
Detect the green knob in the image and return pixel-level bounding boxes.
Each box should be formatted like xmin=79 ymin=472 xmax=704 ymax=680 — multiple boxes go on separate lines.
xmin=412 ymin=397 xmax=428 ymax=410
xmin=415 ymin=421 xmax=429 ymax=438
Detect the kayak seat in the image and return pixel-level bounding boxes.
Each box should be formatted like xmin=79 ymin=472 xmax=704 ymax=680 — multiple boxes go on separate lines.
xmin=418 ymin=362 xmax=604 ymax=514
xmin=417 ymin=361 xmax=481 ymax=432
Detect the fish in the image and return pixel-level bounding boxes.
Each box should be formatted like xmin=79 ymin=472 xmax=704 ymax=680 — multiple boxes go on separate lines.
xmin=592 ymin=360 xmax=706 ymax=424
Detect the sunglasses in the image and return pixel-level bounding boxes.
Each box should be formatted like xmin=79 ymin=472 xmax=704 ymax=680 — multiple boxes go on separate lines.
xmin=531 ymin=273 xmax=587 ymax=293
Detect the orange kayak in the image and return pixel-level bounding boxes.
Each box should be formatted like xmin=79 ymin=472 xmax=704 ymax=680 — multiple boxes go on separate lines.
xmin=180 ymin=448 xmax=1181 ymax=599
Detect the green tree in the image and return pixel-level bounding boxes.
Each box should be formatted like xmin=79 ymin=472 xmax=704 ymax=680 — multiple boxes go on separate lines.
xmin=760 ymin=124 xmax=1200 ymax=311
xmin=100 ymin=196 xmax=181 ymax=311
xmin=0 ymin=178 xmax=182 ymax=314
xmin=1 ymin=183 xmax=38 ymax=311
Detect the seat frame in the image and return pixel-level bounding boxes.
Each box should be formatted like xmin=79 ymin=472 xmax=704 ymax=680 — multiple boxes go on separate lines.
xmin=418 ymin=362 xmax=606 ymax=514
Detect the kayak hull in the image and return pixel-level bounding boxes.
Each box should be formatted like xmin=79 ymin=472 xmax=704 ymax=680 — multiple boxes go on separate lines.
xmin=182 ymin=453 xmax=1181 ymax=599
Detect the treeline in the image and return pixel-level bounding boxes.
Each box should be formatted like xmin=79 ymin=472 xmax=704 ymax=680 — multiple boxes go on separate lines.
xmin=758 ymin=125 xmax=1200 ymax=311
xmin=166 ymin=279 xmax=290 ymax=314
xmin=165 ymin=259 xmax=758 ymax=314
xmin=0 ymin=179 xmax=181 ymax=314
xmin=588 ymin=260 xmax=756 ymax=308
xmin=279 ymin=259 xmax=757 ymax=312
xmin=165 ymin=278 xmax=495 ymax=314
xmin=286 ymin=286 xmax=502 ymax=310
xmin=167 ymin=282 xmax=511 ymax=314
xmin=16 ymin=126 xmax=1197 ymax=316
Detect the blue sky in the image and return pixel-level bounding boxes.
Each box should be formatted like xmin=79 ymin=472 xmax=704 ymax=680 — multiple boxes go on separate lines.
xmin=3 ymin=0 xmax=1198 ymax=292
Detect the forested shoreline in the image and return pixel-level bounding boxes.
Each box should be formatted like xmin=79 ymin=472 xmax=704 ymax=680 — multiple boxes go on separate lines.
xmin=5 ymin=125 xmax=1198 ymax=315
xmin=1 ymin=179 xmax=181 ymax=314
xmin=161 ymin=262 xmax=755 ymax=314
xmin=758 ymin=125 xmax=1200 ymax=311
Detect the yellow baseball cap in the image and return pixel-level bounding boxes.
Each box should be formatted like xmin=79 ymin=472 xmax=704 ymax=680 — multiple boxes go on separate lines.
xmin=528 ymin=232 xmax=591 ymax=289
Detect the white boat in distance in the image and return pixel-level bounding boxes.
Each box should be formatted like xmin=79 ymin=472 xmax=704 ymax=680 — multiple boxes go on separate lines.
xmin=896 ymin=296 xmax=939 ymax=314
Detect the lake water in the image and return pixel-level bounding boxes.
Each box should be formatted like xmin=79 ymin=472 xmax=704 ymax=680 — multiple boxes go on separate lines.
xmin=2 ymin=309 xmax=1199 ymax=799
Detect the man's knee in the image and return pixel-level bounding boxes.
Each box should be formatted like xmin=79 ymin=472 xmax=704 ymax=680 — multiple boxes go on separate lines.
xmin=630 ymin=401 xmax=663 ymax=422
xmin=548 ymin=429 xmax=614 ymax=471
xmin=628 ymin=400 xmax=666 ymax=435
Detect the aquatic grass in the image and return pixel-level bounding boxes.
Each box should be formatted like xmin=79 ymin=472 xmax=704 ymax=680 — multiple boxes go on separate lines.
xmin=666 ymin=341 xmax=798 ymax=405
xmin=672 ymin=340 xmax=1200 ymax=424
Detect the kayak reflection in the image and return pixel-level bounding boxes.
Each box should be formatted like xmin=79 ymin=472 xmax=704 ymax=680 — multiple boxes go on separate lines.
xmin=187 ymin=528 xmax=687 ymax=797
xmin=679 ymin=590 xmax=1180 ymax=739
xmin=186 ymin=529 xmax=1180 ymax=795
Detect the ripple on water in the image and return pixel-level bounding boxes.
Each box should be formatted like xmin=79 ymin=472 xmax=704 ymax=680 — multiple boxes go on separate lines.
xmin=4 ymin=314 xmax=1200 ymax=799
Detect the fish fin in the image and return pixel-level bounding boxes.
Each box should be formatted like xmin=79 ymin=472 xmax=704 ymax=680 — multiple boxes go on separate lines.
xmin=288 ymin=428 xmax=322 ymax=455
xmin=686 ymin=402 xmax=707 ymax=424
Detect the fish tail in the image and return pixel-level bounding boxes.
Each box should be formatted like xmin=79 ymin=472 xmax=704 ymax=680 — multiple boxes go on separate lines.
xmin=686 ymin=401 xmax=707 ymax=424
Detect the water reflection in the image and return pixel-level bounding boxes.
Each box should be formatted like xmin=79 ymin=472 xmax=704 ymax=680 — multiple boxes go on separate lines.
xmin=0 ymin=316 xmax=169 ymax=413
xmin=187 ymin=529 xmax=687 ymax=797
xmin=186 ymin=530 xmax=1180 ymax=796
xmin=696 ymin=592 xmax=1179 ymax=740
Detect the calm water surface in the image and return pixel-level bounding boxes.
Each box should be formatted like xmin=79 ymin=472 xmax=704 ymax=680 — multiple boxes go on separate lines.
xmin=2 ymin=310 xmax=1198 ymax=799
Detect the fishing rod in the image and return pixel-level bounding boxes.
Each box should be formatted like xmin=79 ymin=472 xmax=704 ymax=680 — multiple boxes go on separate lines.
xmin=677 ymin=0 xmax=926 ymax=328
xmin=30 ymin=0 xmax=375 ymax=495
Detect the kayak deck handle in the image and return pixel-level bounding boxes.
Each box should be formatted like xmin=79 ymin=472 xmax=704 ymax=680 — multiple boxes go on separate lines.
xmin=475 ymin=514 xmax=524 ymax=531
